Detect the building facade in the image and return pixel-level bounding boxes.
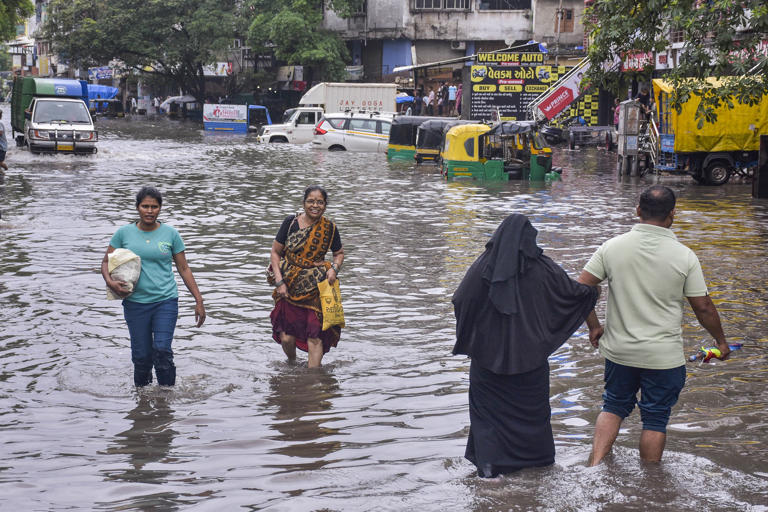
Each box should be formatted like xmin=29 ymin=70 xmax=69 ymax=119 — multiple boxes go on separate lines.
xmin=323 ymin=0 xmax=587 ymax=84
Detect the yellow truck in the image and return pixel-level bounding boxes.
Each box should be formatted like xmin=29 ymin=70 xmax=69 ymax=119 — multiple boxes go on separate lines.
xmin=652 ymin=78 xmax=768 ymax=185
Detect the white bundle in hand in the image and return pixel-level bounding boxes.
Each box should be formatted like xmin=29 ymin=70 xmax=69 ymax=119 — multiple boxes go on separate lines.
xmin=107 ymin=248 xmax=141 ymax=300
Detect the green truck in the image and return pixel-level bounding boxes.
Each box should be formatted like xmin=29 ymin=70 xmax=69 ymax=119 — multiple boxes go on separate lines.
xmin=11 ymin=77 xmax=98 ymax=154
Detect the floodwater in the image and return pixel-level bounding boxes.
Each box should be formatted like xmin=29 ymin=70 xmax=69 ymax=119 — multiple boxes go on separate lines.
xmin=1 ymin=109 xmax=766 ymax=512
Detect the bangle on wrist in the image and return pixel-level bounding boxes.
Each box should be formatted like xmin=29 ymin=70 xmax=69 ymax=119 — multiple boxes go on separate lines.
xmin=330 ymin=263 xmax=339 ymax=273
xmin=274 ymin=279 xmax=284 ymax=288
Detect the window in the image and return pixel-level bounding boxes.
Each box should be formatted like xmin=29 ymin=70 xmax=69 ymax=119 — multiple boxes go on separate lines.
xmin=349 ymin=119 xmax=377 ymax=132
xmin=414 ymin=0 xmax=440 ymax=8
xmin=327 ymin=117 xmax=346 ymax=129
xmin=378 ymin=121 xmax=391 ymax=135
xmin=464 ymin=138 xmax=474 ymax=157
xmin=414 ymin=0 xmax=471 ymax=9
xmin=296 ymin=112 xmax=316 ymax=125
xmin=555 ymin=8 xmax=574 ymax=32
xmin=669 ymin=29 xmax=684 ymax=44
xmin=445 ymin=0 xmax=471 ymax=9
xmin=479 ymin=0 xmax=531 ymax=10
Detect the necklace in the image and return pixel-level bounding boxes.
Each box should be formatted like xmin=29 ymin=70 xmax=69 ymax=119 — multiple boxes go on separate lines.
xmin=137 ymin=221 xmax=157 ymax=243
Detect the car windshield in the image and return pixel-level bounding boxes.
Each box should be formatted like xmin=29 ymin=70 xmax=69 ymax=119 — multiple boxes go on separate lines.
xmin=33 ymin=101 xmax=91 ymax=124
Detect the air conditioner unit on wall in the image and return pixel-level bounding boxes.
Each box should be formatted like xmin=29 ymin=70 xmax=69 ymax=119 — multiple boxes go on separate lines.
xmin=450 ymin=41 xmax=466 ymax=50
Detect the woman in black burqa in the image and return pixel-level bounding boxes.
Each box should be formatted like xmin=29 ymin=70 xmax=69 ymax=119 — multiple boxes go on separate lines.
xmin=452 ymin=214 xmax=599 ymax=478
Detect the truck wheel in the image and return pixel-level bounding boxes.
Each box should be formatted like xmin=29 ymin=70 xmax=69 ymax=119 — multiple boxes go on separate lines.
xmin=605 ymin=132 xmax=613 ymax=151
xmin=15 ymin=136 xmax=24 ymax=147
xmin=569 ymin=131 xmax=576 ymax=150
xmin=269 ymin=136 xmax=288 ymax=143
xmin=704 ymin=160 xmax=731 ymax=185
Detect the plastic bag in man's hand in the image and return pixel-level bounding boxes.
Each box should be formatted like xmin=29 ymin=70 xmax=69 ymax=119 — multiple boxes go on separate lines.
xmin=107 ymin=248 xmax=141 ymax=300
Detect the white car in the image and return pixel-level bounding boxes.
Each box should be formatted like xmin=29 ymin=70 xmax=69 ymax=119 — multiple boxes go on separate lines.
xmin=311 ymin=112 xmax=392 ymax=152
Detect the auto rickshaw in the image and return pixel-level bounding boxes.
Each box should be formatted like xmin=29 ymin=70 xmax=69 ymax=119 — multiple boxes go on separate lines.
xmin=442 ymin=121 xmax=560 ymax=181
xmin=89 ymin=98 xmax=125 ymax=117
xmin=414 ymin=119 xmax=461 ymax=164
xmin=387 ymin=115 xmax=440 ymax=161
xmin=247 ymin=105 xmax=272 ymax=133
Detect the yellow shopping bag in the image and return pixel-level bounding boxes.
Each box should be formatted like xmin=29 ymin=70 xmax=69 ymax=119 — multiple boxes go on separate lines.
xmin=318 ymin=278 xmax=345 ymax=331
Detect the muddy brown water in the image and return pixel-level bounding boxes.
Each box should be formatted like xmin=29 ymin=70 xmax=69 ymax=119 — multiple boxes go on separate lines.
xmin=1 ymin=111 xmax=766 ymax=511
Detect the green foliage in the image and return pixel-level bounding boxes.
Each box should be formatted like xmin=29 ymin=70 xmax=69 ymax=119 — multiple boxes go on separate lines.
xmin=0 ymin=0 xmax=34 ymax=43
xmin=43 ymin=0 xmax=244 ymax=102
xmin=247 ymin=0 xmax=363 ymax=81
xmin=0 ymin=46 xmax=11 ymax=71
xmin=585 ymin=0 xmax=768 ymax=124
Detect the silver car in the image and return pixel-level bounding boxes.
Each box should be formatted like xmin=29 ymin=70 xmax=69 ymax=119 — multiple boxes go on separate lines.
xmin=311 ymin=112 xmax=392 ymax=152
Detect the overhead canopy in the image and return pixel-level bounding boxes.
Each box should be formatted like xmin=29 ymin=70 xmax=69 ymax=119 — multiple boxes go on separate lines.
xmin=87 ymin=84 xmax=119 ymax=100
xmin=160 ymin=95 xmax=197 ymax=110
xmin=393 ymin=41 xmax=547 ymax=73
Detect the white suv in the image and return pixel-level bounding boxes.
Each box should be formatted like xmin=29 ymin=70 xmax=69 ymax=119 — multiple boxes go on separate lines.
xmin=311 ymin=112 xmax=392 ymax=152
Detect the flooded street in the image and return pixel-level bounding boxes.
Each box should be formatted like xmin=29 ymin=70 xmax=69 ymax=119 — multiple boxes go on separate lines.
xmin=1 ymin=110 xmax=767 ymax=511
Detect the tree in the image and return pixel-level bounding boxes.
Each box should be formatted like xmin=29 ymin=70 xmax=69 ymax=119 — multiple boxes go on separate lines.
xmin=0 ymin=0 xmax=34 ymax=43
xmin=585 ymin=0 xmax=768 ymax=125
xmin=246 ymin=0 xmax=365 ymax=83
xmin=42 ymin=0 xmax=244 ymax=102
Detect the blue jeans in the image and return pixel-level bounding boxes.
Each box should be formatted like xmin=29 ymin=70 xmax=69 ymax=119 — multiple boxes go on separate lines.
xmin=122 ymin=298 xmax=178 ymax=386
xmin=602 ymin=359 xmax=686 ymax=433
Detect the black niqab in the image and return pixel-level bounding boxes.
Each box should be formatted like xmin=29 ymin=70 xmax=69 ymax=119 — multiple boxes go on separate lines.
xmin=452 ymin=214 xmax=598 ymax=375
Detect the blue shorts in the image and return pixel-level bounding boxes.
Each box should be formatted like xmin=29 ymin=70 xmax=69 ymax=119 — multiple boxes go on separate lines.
xmin=602 ymin=359 xmax=686 ymax=433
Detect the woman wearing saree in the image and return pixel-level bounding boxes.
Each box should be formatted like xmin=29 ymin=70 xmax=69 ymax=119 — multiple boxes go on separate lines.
xmin=452 ymin=214 xmax=598 ymax=477
xmin=269 ymin=185 xmax=344 ymax=367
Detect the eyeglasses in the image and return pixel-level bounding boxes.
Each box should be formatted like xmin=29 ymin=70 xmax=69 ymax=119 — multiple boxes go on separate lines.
xmin=305 ymin=200 xmax=326 ymax=206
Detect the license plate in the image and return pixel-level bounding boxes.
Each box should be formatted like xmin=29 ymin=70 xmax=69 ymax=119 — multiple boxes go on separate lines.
xmin=58 ymin=143 xmax=73 ymax=151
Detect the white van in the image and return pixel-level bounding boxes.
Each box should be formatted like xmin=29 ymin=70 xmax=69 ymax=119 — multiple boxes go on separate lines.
xmin=24 ymin=97 xmax=97 ymax=154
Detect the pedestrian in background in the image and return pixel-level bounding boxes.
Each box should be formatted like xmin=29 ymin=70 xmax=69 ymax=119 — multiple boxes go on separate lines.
xmin=0 ymin=110 xmax=8 ymax=170
xmin=102 ymin=186 xmax=206 ymax=387
xmin=426 ymin=87 xmax=435 ymax=116
xmin=453 ymin=214 xmax=599 ymax=478
xmin=578 ymin=185 xmax=729 ymax=466
xmin=438 ymin=82 xmax=449 ymax=116
xmin=269 ymin=185 xmax=344 ymax=368
xmin=635 ymin=86 xmax=652 ymax=119
xmin=613 ymin=98 xmax=621 ymax=129
xmin=448 ymin=83 xmax=457 ymax=115
xmin=456 ymin=83 xmax=463 ymax=116
xmin=412 ymin=90 xmax=422 ymax=115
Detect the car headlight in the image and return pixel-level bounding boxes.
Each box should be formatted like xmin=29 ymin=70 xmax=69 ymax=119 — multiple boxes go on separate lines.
xmin=76 ymin=131 xmax=97 ymax=141
xmin=31 ymin=130 xmax=50 ymax=140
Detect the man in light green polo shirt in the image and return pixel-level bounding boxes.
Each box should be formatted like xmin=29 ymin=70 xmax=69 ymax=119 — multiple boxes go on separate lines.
xmin=577 ymin=185 xmax=729 ymax=466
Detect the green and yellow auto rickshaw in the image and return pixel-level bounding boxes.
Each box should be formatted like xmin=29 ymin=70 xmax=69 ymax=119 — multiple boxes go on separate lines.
xmin=387 ymin=115 xmax=441 ymax=161
xmin=414 ymin=119 xmax=458 ymax=164
xmin=442 ymin=121 xmax=560 ymax=181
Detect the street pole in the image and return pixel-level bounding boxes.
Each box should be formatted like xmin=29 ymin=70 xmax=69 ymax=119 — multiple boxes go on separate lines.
xmin=554 ymin=0 xmax=564 ymax=67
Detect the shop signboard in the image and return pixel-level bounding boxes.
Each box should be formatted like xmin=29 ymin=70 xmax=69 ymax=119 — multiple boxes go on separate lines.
xmin=469 ymin=51 xmax=551 ymax=121
xmin=203 ymin=104 xmax=247 ymax=133
xmin=88 ymin=66 xmax=113 ymax=80
xmin=203 ymin=62 xmax=232 ymax=76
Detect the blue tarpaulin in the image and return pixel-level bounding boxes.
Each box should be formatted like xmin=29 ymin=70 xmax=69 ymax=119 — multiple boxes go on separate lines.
xmin=87 ymin=84 xmax=119 ymax=101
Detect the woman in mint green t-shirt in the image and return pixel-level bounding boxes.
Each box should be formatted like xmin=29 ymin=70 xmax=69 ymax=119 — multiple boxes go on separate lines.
xmin=101 ymin=186 xmax=206 ymax=387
